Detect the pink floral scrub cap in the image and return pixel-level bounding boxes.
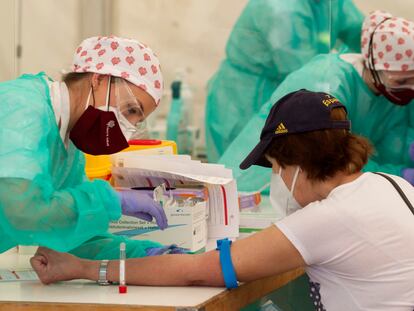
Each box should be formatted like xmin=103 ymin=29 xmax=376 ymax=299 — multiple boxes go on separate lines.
xmin=71 ymin=36 xmax=163 ymax=105
xmin=361 ymin=11 xmax=414 ymax=71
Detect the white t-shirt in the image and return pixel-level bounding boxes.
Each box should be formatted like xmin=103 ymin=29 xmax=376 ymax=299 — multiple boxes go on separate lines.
xmin=276 ymin=173 xmax=414 ymax=311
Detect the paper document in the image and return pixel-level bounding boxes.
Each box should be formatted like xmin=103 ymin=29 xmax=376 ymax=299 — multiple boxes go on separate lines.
xmin=111 ymin=154 xmax=240 ymax=238
xmin=0 ymin=269 xmax=38 ymax=282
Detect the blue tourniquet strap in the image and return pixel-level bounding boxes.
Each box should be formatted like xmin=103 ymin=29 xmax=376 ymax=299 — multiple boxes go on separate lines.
xmin=216 ymin=238 xmax=238 ymax=289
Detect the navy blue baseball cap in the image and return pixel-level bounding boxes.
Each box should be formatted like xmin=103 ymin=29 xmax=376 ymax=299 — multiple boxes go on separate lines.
xmin=240 ymin=89 xmax=351 ymax=170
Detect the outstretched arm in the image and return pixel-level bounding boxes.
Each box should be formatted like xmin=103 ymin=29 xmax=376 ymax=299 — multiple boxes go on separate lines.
xmin=31 ymin=225 xmax=305 ymax=286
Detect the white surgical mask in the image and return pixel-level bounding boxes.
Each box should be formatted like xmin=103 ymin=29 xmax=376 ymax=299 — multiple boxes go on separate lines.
xmin=270 ymin=166 xmax=302 ymax=218
xmin=98 ymin=106 xmax=135 ymax=140
xmin=97 ymin=106 xmax=148 ymax=141
xmin=95 ymin=76 xmax=148 ymax=142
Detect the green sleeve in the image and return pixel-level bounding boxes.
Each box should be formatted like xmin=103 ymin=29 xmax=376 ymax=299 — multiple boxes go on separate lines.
xmin=337 ymin=0 xmax=364 ymax=52
xmin=365 ymin=99 xmax=414 ymax=176
xmin=69 ymin=233 xmax=162 ymax=260
xmin=0 ymin=177 xmax=121 ymax=252
xmin=245 ymin=0 xmax=320 ymax=76
xmin=362 ymin=160 xmax=405 ymax=177
xmin=0 ymin=77 xmax=121 ymax=252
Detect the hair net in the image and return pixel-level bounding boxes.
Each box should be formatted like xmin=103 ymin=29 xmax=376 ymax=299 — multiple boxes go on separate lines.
xmin=71 ymin=36 xmax=163 ymax=106
xmin=361 ymin=10 xmax=414 ymax=71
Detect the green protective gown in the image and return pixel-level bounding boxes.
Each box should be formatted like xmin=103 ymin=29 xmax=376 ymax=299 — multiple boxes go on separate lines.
xmin=0 ymin=73 xmax=161 ymax=258
xmin=205 ymin=0 xmax=364 ymax=162
xmin=220 ymin=54 xmax=414 ymax=192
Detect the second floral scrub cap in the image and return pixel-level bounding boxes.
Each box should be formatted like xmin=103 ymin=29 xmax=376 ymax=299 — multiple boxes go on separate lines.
xmin=71 ymin=36 xmax=163 ymax=106
xmin=361 ymin=10 xmax=414 ymax=72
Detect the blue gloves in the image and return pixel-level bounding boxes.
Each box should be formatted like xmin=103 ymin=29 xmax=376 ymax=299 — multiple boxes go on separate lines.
xmin=145 ymin=244 xmax=189 ymax=256
xmin=402 ymin=142 xmax=414 ymax=185
xmin=118 ymin=190 xmax=168 ymax=230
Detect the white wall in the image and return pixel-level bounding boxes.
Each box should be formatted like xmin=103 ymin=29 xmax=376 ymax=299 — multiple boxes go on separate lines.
xmin=113 ymin=0 xmax=247 ymax=124
xmin=0 ymin=0 xmax=114 ymax=82
xmin=18 ymin=0 xmax=80 ymax=79
xmin=0 ymin=0 xmax=81 ymax=81
xmin=356 ymin=0 xmax=414 ymax=20
xmin=0 ymin=0 xmax=17 ymax=81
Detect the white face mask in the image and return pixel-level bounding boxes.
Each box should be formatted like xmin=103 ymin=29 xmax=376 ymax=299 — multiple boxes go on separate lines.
xmin=95 ymin=76 xmax=148 ymax=141
xmin=97 ymin=105 xmax=145 ymax=141
xmin=270 ymin=166 xmax=302 ymax=218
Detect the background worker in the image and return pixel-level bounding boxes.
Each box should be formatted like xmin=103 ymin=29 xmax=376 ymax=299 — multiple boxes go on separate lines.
xmin=205 ymin=0 xmax=364 ymax=162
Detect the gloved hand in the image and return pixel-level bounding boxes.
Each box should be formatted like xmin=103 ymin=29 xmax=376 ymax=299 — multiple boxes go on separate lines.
xmin=118 ymin=190 xmax=168 ymax=230
xmin=402 ymin=168 xmax=414 ymax=185
xmin=145 ymin=244 xmax=189 ymax=256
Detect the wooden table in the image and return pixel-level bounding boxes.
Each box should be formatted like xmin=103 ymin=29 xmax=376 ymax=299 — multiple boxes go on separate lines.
xmin=0 ymin=250 xmax=304 ymax=311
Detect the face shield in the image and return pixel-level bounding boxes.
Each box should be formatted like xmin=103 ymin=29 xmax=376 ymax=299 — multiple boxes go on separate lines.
xmin=97 ymin=76 xmax=149 ymax=141
xmin=113 ymin=77 xmax=149 ymax=140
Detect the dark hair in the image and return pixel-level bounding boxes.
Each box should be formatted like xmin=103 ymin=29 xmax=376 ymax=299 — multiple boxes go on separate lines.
xmin=265 ymin=108 xmax=373 ymax=181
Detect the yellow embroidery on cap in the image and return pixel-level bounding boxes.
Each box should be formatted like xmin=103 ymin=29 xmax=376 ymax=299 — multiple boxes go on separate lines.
xmin=322 ymin=95 xmax=339 ymax=107
xmin=275 ymin=122 xmax=288 ymax=134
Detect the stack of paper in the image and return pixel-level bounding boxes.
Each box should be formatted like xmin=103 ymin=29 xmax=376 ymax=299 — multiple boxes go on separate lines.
xmin=110 ymin=152 xmax=240 ymax=241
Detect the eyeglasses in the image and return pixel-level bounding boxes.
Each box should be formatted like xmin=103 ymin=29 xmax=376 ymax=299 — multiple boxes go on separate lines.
xmin=113 ymin=77 xmax=147 ymax=128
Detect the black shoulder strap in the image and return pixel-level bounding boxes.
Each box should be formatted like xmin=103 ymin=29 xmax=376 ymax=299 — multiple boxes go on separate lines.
xmin=374 ymin=172 xmax=414 ymax=216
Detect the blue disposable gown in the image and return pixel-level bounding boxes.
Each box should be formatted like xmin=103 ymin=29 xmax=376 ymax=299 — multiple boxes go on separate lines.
xmin=205 ymin=0 xmax=364 ymax=162
xmin=220 ymin=54 xmax=414 ymax=192
xmin=0 ymin=73 xmax=161 ymax=258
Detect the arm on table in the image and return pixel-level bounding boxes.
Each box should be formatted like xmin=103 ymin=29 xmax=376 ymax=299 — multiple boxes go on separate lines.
xmin=31 ymin=225 xmax=305 ymax=286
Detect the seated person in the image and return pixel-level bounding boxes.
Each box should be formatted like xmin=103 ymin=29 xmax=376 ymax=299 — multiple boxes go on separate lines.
xmin=30 ymin=90 xmax=414 ymax=310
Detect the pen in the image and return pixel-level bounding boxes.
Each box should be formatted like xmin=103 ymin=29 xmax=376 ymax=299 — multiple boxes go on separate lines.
xmin=119 ymin=242 xmax=127 ymax=294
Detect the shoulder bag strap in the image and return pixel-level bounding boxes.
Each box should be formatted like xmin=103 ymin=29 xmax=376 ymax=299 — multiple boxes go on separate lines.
xmin=374 ymin=172 xmax=414 ymax=216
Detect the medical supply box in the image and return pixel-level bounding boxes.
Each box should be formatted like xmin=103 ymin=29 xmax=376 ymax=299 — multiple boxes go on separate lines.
xmin=109 ymin=199 xmax=208 ymax=253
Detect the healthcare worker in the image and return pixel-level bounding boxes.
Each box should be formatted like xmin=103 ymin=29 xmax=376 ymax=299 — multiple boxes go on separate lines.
xmin=205 ymin=0 xmax=364 ymax=162
xmin=0 ymin=36 xmax=173 ymax=259
xmin=30 ymin=90 xmax=414 ymax=310
xmin=219 ymin=11 xmax=414 ymax=204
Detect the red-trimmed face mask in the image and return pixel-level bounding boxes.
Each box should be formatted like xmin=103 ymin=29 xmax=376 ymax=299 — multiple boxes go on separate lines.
xmin=69 ymin=77 xmax=129 ymax=155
